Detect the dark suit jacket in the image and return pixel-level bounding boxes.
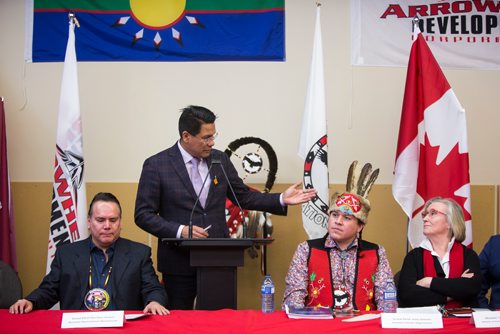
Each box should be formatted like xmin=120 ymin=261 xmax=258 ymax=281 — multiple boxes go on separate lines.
xmin=26 ymin=237 xmax=167 ymax=310
xmin=134 ymin=144 xmax=287 ymax=275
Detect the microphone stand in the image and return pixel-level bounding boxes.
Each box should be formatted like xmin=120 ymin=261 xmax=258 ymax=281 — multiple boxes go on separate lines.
xmin=188 ymin=159 xmax=217 ymax=239
xmin=217 ymin=159 xmax=247 ymax=238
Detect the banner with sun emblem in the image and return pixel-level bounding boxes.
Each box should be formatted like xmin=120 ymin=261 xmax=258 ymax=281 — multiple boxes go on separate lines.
xmin=25 ymin=0 xmax=285 ymax=62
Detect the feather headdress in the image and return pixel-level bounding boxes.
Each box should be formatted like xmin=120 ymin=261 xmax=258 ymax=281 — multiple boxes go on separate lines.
xmin=329 ymin=161 xmax=379 ymax=224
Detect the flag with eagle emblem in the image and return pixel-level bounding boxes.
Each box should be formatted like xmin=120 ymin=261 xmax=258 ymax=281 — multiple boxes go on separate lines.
xmin=47 ymin=18 xmax=89 ymax=273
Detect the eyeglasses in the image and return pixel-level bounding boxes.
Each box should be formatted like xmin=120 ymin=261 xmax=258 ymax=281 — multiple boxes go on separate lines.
xmin=198 ymin=132 xmax=218 ymax=143
xmin=421 ymin=208 xmax=447 ymax=219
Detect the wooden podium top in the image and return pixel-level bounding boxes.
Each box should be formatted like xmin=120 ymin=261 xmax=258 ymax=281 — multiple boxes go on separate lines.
xmin=161 ymin=238 xmax=273 ymax=247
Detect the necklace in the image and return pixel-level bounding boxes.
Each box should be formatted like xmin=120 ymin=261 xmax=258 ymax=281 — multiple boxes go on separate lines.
xmin=84 ymin=256 xmax=113 ymax=311
xmin=333 ymin=250 xmax=351 ymax=310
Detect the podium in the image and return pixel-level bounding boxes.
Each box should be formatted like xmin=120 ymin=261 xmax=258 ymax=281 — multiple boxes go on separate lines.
xmin=162 ymin=238 xmax=273 ymax=310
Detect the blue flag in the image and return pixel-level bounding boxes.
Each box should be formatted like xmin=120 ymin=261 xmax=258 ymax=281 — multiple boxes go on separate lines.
xmin=27 ymin=0 xmax=285 ymax=62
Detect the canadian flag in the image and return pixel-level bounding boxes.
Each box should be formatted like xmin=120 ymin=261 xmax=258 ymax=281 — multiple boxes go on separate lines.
xmin=392 ymin=26 xmax=472 ymax=249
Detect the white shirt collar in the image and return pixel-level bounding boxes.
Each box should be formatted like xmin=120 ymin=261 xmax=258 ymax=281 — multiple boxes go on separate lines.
xmin=419 ymin=237 xmax=456 ymax=255
xmin=419 ymin=237 xmax=456 ymax=277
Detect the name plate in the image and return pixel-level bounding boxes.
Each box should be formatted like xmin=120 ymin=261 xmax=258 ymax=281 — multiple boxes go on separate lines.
xmin=381 ymin=313 xmax=443 ymax=329
xmin=472 ymin=311 xmax=500 ymax=328
xmin=61 ymin=311 xmax=124 ymax=328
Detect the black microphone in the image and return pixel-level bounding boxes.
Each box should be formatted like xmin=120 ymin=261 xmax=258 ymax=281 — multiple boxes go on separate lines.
xmin=188 ymin=153 xmax=219 ymax=238
xmin=215 ymin=152 xmax=248 ymax=238
xmin=211 ymin=152 xmax=221 ymax=165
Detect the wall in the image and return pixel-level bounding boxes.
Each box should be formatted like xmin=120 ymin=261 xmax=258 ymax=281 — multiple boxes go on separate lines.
xmin=1 ymin=1 xmax=500 ymax=185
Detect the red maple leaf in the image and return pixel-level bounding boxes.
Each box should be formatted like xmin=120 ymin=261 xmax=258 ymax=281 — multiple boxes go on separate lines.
xmin=415 ymin=134 xmax=471 ymax=220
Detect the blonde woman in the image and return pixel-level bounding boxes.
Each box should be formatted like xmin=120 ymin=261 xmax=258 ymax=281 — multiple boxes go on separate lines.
xmin=397 ymin=197 xmax=481 ymax=308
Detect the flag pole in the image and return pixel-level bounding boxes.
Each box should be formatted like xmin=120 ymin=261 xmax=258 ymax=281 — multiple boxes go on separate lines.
xmin=68 ymin=12 xmax=80 ymax=28
xmin=401 ymin=15 xmax=417 ymax=255
xmin=412 ymin=16 xmax=420 ymax=29
xmin=298 ymin=0 xmax=329 ymax=239
xmin=47 ymin=9 xmax=88 ymax=274
xmin=401 ymin=15 xmax=422 ymax=255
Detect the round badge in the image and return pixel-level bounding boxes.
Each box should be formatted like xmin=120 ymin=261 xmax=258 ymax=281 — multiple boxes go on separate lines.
xmin=333 ymin=286 xmax=351 ymax=310
xmin=84 ymin=288 xmax=110 ymax=311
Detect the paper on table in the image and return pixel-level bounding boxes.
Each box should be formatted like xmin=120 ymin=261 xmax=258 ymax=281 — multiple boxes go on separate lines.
xmin=451 ymin=313 xmax=473 ymax=318
xmin=381 ymin=312 xmax=443 ymax=329
xmin=342 ymin=313 xmax=381 ymax=322
xmin=472 ymin=310 xmax=500 ymax=328
xmin=125 ymin=313 xmax=151 ymax=320
xmin=397 ymin=306 xmax=441 ymax=314
xmin=61 ymin=311 xmax=124 ymax=328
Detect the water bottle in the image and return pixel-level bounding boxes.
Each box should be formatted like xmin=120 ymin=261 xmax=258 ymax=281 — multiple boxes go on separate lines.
xmin=381 ymin=278 xmax=398 ymax=313
xmin=261 ymin=275 xmax=275 ymax=313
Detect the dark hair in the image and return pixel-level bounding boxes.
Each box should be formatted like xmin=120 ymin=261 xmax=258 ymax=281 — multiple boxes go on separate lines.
xmin=178 ymin=105 xmax=217 ymax=137
xmin=88 ymin=192 xmax=122 ymax=218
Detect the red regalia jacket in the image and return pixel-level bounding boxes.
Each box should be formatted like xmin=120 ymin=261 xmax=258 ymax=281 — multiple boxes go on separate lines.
xmin=306 ymin=237 xmax=379 ymax=311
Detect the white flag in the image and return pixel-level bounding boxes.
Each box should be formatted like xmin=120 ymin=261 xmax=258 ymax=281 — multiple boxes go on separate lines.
xmin=392 ymin=26 xmax=472 ymax=248
xmin=47 ymin=19 xmax=88 ymax=273
xmin=298 ymin=5 xmax=329 ymax=239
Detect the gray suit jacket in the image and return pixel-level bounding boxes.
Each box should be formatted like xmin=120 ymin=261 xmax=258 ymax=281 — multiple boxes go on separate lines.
xmin=27 ymin=237 xmax=167 ymax=310
xmin=134 ymin=144 xmax=286 ymax=275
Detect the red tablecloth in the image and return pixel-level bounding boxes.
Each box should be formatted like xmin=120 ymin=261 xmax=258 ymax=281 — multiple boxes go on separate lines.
xmin=0 ymin=309 xmax=498 ymax=334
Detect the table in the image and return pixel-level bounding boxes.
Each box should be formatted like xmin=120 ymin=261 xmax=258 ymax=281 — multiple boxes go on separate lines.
xmin=0 ymin=309 xmax=498 ymax=334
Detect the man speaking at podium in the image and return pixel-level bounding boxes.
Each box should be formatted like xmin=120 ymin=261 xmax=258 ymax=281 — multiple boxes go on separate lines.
xmin=135 ymin=105 xmax=316 ymax=310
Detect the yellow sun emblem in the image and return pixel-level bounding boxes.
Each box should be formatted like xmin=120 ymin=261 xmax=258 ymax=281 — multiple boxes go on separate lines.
xmin=115 ymin=0 xmax=202 ymax=48
xmin=130 ymin=0 xmax=186 ymax=29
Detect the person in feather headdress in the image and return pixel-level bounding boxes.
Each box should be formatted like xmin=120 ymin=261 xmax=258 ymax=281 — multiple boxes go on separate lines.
xmin=283 ymin=161 xmax=395 ymax=312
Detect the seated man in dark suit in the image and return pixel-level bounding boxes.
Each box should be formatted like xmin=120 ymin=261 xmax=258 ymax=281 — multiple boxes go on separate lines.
xmin=9 ymin=192 xmax=168 ymax=315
